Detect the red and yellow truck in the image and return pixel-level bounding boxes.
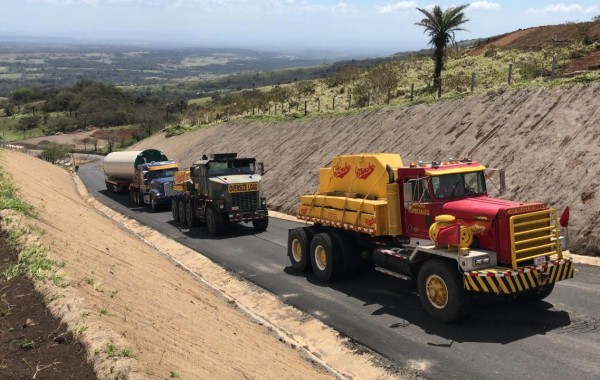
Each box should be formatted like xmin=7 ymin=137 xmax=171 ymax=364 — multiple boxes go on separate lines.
xmin=288 ymin=154 xmax=574 ymax=322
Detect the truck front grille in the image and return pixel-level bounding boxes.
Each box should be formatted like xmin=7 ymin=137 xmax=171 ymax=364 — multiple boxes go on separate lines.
xmin=509 ymin=209 xmax=562 ymax=269
xmin=231 ymin=191 xmax=260 ymax=211
xmin=163 ymin=182 xmax=177 ymax=197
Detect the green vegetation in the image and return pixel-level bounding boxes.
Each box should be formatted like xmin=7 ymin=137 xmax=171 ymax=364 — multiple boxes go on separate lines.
xmin=103 ymin=342 xmax=136 ymax=359
xmin=0 ymin=162 xmax=66 ymax=286
xmin=40 ymin=143 xmax=73 ymax=163
xmin=416 ymin=4 xmax=470 ymax=97
xmin=0 ymin=165 xmax=34 ymax=215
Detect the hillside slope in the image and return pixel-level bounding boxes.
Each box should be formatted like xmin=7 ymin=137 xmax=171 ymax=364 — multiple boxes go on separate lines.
xmin=134 ymin=83 xmax=600 ymax=255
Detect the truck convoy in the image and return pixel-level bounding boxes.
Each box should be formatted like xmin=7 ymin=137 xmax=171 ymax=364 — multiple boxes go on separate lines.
xmin=102 ymin=149 xmax=179 ymax=211
xmin=170 ymin=153 xmax=269 ymax=236
xmin=288 ymin=154 xmax=574 ymax=322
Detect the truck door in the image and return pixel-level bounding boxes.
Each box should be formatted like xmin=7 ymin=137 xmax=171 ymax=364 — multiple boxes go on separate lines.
xmin=402 ymin=177 xmax=438 ymax=239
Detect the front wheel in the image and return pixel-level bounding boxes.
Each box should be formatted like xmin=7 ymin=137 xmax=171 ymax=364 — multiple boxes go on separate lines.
xmin=151 ymin=197 xmax=158 ymax=212
xmin=252 ymin=217 xmax=269 ymax=232
xmin=137 ymin=191 xmax=145 ymax=206
xmin=418 ymin=258 xmax=471 ymax=323
xmin=206 ymin=207 xmax=225 ymax=236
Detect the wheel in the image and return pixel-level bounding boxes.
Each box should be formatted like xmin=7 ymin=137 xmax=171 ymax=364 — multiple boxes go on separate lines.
xmin=137 ymin=191 xmax=145 ymax=206
xmin=178 ymin=200 xmax=187 ymax=223
xmin=330 ymin=231 xmax=360 ymax=279
xmin=206 ymin=207 xmax=225 ymax=236
xmin=517 ymin=283 xmax=555 ymax=302
xmin=418 ymin=258 xmax=471 ymax=323
xmin=172 ymin=199 xmax=179 ymax=222
xmin=132 ymin=189 xmax=139 ymax=206
xmin=151 ymin=197 xmax=158 ymax=212
xmin=310 ymin=232 xmax=344 ymax=282
xmin=185 ymin=201 xmax=199 ymax=227
xmin=287 ymin=227 xmax=315 ymax=272
xmin=252 ymin=217 xmax=269 ymax=232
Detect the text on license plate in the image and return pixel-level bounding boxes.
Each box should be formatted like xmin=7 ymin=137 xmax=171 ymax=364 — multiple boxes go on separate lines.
xmin=533 ymin=256 xmax=547 ymax=265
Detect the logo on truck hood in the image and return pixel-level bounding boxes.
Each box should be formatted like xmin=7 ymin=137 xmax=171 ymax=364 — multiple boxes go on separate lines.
xmin=355 ymin=163 xmax=375 ymax=180
xmin=333 ymin=163 xmax=351 ymax=178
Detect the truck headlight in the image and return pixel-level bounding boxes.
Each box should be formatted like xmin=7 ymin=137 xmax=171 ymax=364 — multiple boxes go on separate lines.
xmin=474 ymin=257 xmax=490 ymax=266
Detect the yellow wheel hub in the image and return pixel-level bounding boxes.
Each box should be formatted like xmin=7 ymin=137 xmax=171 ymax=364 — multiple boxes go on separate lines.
xmin=315 ymin=246 xmax=328 ymax=271
xmin=426 ymin=274 xmax=448 ymax=309
xmin=291 ymin=239 xmax=302 ymax=262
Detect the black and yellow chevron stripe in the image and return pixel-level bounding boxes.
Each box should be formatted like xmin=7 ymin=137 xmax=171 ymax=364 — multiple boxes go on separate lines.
xmin=464 ymin=260 xmax=574 ymax=294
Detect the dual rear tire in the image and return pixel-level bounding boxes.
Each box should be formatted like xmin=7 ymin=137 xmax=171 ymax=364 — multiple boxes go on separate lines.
xmin=287 ymin=228 xmax=358 ymax=282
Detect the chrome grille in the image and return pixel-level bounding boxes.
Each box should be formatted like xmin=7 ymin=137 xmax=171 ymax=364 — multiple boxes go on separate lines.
xmin=231 ymin=191 xmax=260 ymax=211
xmin=509 ymin=209 xmax=562 ymax=268
xmin=163 ymin=182 xmax=177 ymax=197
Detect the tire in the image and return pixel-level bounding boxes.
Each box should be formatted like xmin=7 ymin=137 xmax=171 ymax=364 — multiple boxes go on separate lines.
xmin=131 ymin=189 xmax=138 ymax=206
xmin=151 ymin=197 xmax=158 ymax=212
xmin=330 ymin=231 xmax=360 ymax=279
xmin=172 ymin=199 xmax=179 ymax=222
xmin=252 ymin=217 xmax=269 ymax=232
xmin=418 ymin=258 xmax=471 ymax=323
xmin=177 ymin=199 xmax=187 ymax=224
xmin=185 ymin=201 xmax=199 ymax=227
xmin=310 ymin=232 xmax=344 ymax=282
xmin=137 ymin=191 xmax=145 ymax=206
xmin=517 ymin=283 xmax=555 ymax=302
xmin=206 ymin=207 xmax=225 ymax=236
xmin=287 ymin=227 xmax=314 ymax=272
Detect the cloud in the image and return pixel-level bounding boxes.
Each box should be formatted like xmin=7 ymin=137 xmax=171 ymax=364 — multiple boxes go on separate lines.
xmin=376 ymin=1 xmax=417 ymax=14
xmin=527 ymin=3 xmax=599 ymax=14
xmin=470 ymin=1 xmax=500 ymax=10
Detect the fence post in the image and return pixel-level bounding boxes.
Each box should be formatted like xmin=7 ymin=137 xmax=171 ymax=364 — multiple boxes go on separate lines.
xmin=410 ymin=84 xmax=414 ymax=101
xmin=367 ymin=93 xmax=370 ymax=107
xmin=499 ymin=169 xmax=506 ymax=194
xmin=348 ymin=94 xmax=352 ymax=109
xmin=317 ymin=98 xmax=320 ymax=112
xmin=304 ymin=100 xmax=307 ymax=116
xmin=508 ymin=63 xmax=513 ymax=85
xmin=387 ymin=90 xmax=391 ymax=105
xmin=470 ymin=73 xmax=476 ymax=93
xmin=551 ymin=55 xmax=557 ymax=80
xmin=332 ymin=97 xmax=335 ymax=110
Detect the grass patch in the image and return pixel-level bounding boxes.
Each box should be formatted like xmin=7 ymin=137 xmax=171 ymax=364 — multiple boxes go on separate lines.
xmin=0 ymin=165 xmax=35 ymax=216
xmin=101 ymin=342 xmax=136 ymax=360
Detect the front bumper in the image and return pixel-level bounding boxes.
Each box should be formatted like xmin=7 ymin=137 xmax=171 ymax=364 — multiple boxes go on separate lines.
xmin=463 ymin=253 xmax=574 ymax=294
xmin=226 ymin=209 xmax=268 ymax=223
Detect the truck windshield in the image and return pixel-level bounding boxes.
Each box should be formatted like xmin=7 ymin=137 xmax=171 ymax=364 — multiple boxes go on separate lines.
xmin=431 ymin=172 xmax=486 ymax=199
xmin=148 ymin=168 xmax=178 ymax=180
xmin=207 ymin=161 xmax=255 ymax=177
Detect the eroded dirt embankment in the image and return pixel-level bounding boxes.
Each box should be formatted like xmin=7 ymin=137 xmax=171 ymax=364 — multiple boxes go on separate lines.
xmin=135 ymin=83 xmax=600 ymax=255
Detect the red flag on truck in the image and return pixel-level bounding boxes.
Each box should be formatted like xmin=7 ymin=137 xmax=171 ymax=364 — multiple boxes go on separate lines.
xmin=559 ymin=207 xmax=570 ymax=228
xmin=436 ymin=224 xmax=460 ymax=245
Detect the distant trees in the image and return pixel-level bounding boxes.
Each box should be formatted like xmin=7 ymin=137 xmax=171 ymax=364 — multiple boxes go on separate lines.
xmin=41 ymin=143 xmax=73 ymax=164
xmin=415 ymin=4 xmax=470 ymax=97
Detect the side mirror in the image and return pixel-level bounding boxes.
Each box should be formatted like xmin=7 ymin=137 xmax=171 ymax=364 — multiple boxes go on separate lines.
xmin=257 ymin=162 xmax=265 ymax=176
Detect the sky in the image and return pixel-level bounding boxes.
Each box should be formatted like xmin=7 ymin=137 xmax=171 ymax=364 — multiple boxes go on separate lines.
xmin=1 ymin=1 xmax=599 ymax=56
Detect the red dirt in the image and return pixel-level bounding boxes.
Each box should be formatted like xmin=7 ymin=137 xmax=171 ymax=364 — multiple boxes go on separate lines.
xmin=471 ymin=22 xmax=600 ymax=73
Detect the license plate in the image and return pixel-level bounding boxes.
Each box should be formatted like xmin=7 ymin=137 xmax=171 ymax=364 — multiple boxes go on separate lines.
xmin=533 ymin=256 xmax=547 ymax=265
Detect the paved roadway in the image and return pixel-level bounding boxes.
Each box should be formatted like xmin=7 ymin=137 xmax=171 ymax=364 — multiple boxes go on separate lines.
xmin=79 ymin=162 xmax=600 ymax=380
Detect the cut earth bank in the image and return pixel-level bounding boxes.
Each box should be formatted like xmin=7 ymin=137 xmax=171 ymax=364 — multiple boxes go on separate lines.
xmin=0 ymin=150 xmax=405 ymax=379
xmin=134 ymin=82 xmax=600 ymax=256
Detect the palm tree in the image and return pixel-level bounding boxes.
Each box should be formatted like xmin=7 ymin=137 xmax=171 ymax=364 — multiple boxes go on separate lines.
xmin=416 ymin=4 xmax=470 ymax=97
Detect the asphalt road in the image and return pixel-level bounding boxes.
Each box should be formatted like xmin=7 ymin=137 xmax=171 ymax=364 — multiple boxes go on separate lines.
xmin=78 ymin=162 xmax=600 ymax=380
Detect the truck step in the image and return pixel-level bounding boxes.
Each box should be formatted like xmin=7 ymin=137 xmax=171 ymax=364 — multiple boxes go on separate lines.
xmin=374 ymin=266 xmax=412 ymax=281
